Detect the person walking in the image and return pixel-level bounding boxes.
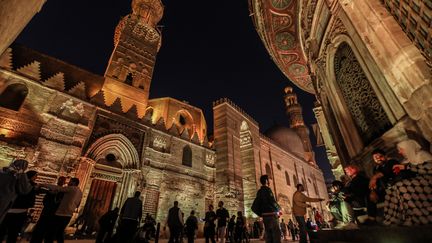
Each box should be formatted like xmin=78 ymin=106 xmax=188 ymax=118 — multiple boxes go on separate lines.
xmin=96 ymin=207 xmax=119 ymax=243
xmin=216 ymin=201 xmax=229 ymax=243
xmin=287 ymin=219 xmax=295 ymax=241
xmin=204 ymin=204 xmax=217 ymax=243
xmin=166 ymin=201 xmax=184 ymax=243
xmin=279 ymin=219 xmax=287 ymax=240
xmin=0 ymin=170 xmax=38 ymax=243
xmin=227 ymin=215 xmax=236 ymax=242
xmin=235 ymin=211 xmax=246 ymax=243
xmin=292 ymin=184 xmax=324 ymax=243
xmin=251 ymin=175 xmax=281 ymax=243
xmin=117 ymin=191 xmax=143 ymax=243
xmin=0 ymin=159 xmax=32 ymax=224
xmin=42 ymin=177 xmax=82 ymax=243
xmin=185 ymin=210 xmax=198 ymax=243
xmin=30 ymin=176 xmax=66 ymax=243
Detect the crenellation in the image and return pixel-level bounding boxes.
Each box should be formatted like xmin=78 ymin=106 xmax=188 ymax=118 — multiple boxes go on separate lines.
xmin=16 ymin=61 xmax=41 ymax=81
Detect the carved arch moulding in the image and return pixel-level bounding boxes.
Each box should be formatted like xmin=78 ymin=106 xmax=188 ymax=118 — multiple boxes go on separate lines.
xmin=85 ymin=133 xmax=140 ymax=169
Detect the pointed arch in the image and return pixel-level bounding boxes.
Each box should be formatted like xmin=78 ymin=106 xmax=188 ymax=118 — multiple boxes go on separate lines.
xmin=285 ymin=171 xmax=291 ymax=186
xmin=265 ymin=163 xmax=272 ymax=179
xmin=85 ymin=133 xmax=140 ymax=169
xmin=333 ymin=42 xmax=391 ymax=144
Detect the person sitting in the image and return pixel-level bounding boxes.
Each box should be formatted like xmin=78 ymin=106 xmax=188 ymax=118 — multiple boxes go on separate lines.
xmin=368 ymin=149 xmax=399 ymax=222
xmin=327 ymin=180 xmax=357 ymax=229
xmin=382 ymin=139 xmax=432 ymax=225
xmin=312 ymin=208 xmax=323 ymax=229
xmin=343 ymin=165 xmax=370 ymax=223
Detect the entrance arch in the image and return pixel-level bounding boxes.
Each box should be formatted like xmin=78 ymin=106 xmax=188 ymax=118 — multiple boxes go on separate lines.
xmin=79 ymin=134 xmax=141 ymax=233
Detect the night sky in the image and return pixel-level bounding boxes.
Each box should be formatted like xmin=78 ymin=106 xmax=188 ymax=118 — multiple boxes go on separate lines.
xmin=15 ymin=0 xmax=334 ymax=181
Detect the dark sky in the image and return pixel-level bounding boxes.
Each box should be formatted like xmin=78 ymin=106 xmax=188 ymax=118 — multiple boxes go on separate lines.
xmin=15 ymin=0 xmax=334 ymax=181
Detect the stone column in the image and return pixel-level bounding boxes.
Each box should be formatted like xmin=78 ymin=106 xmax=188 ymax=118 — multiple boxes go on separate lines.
xmin=312 ymin=105 xmax=343 ymax=179
xmin=0 ymin=0 xmax=46 ymax=54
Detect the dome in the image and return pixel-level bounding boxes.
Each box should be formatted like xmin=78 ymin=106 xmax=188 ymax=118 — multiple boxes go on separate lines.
xmin=264 ymin=124 xmax=305 ymax=157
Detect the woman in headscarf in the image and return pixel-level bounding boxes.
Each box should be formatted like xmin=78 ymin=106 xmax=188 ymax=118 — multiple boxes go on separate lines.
xmin=0 ymin=159 xmax=32 ymax=224
xmin=396 ymin=139 xmax=432 ymax=165
xmin=382 ymin=139 xmax=432 ymax=226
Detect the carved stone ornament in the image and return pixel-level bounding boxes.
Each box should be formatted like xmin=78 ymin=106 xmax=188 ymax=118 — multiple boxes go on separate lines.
xmin=205 ymin=153 xmax=215 ymax=167
xmin=58 ymin=99 xmax=85 ymax=117
xmin=152 ymin=135 xmax=166 ymax=149
xmin=317 ymin=18 xmax=348 ymax=70
xmin=334 ymin=43 xmax=391 ymax=144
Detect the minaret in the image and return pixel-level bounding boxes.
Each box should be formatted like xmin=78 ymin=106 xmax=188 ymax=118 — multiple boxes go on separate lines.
xmin=101 ymin=0 xmax=163 ymax=117
xmin=284 ymin=86 xmax=315 ymax=164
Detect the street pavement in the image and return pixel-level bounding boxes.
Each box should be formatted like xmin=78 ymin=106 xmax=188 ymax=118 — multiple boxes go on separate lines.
xmin=31 ymin=239 xmax=299 ymax=243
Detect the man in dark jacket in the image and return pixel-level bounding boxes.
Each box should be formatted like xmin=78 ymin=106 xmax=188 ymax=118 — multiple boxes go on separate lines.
xmin=118 ymin=191 xmax=142 ymax=242
xmin=30 ymin=176 xmax=66 ymax=243
xmin=117 ymin=191 xmax=143 ymax=243
xmin=0 ymin=159 xmax=32 ymax=224
xmin=166 ymin=201 xmax=184 ymax=243
xmin=251 ymin=175 xmax=281 ymax=243
xmin=96 ymin=207 xmax=119 ymax=243
xmin=0 ymin=170 xmax=38 ymax=243
xmin=185 ymin=210 xmax=198 ymax=243
xmin=343 ymin=165 xmax=371 ymax=222
xmin=369 ymin=149 xmax=399 ymax=222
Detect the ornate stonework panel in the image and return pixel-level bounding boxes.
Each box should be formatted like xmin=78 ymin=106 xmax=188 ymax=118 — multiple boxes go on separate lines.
xmin=86 ymin=113 xmax=145 ymax=156
xmin=334 ymin=43 xmax=391 ymax=144
xmin=249 ymin=0 xmax=314 ymax=93
xmin=205 ymin=153 xmax=215 ymax=167
xmin=275 ymin=31 xmax=296 ymax=50
xmin=271 ymin=0 xmax=293 ymax=10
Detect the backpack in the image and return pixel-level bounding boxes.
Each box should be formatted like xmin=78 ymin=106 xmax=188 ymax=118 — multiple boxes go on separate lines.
xmin=251 ymin=197 xmax=261 ymax=216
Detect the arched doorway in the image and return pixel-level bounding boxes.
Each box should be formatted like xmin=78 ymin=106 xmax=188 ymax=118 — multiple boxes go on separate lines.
xmin=79 ymin=134 xmax=140 ymax=233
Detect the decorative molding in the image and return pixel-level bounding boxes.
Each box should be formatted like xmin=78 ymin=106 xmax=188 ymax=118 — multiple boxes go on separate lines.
xmin=17 ymin=61 xmax=41 ymax=81
xmin=44 ymin=72 xmax=65 ymax=91
xmin=68 ymin=82 xmax=86 ymax=99
xmin=0 ymin=48 xmax=12 ymax=69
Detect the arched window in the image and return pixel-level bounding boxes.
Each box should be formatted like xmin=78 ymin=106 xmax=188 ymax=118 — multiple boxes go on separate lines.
xmin=334 ymin=42 xmax=391 ymax=144
xmin=179 ymin=115 xmax=186 ymax=125
xmin=285 ymin=171 xmax=290 ymax=186
xmin=182 ymin=145 xmax=192 ymax=167
xmin=125 ymin=72 xmax=133 ymax=85
xmin=265 ymin=164 xmax=272 ymax=179
xmin=0 ymin=83 xmax=28 ymax=111
xmin=302 ymin=178 xmax=308 ymax=192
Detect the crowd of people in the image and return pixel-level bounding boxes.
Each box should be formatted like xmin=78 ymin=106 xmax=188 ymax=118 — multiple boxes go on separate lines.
xmin=327 ymin=139 xmax=432 ymax=229
xmin=1 ymin=138 xmax=431 ymax=243
xmin=0 ymin=160 xmax=82 ymax=243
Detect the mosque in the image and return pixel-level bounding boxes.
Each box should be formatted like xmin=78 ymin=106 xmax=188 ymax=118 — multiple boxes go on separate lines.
xmin=0 ymin=0 xmax=328 ymax=231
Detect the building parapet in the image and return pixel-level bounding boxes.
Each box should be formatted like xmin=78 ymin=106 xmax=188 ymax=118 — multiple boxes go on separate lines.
xmin=212 ymin=98 xmax=258 ymax=126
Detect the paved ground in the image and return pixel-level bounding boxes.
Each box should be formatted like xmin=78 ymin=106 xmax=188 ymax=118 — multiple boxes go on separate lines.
xmin=35 ymin=239 xmax=299 ymax=243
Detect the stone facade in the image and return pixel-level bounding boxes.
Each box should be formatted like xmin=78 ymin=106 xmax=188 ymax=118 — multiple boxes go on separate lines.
xmin=213 ymin=98 xmax=329 ymax=222
xmin=0 ymin=0 xmax=329 ymax=233
xmin=249 ymin=0 xmax=432 ymax=176
xmin=0 ymin=0 xmax=46 ymax=54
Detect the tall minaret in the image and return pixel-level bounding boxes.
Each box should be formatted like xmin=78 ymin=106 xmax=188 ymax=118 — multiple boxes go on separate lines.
xmin=284 ymin=86 xmax=315 ymax=164
xmin=101 ymin=0 xmax=163 ymax=117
